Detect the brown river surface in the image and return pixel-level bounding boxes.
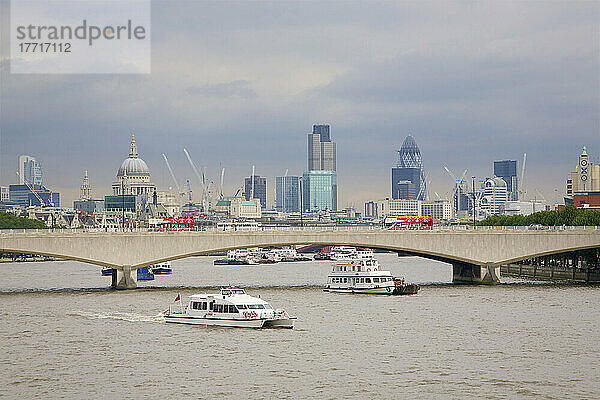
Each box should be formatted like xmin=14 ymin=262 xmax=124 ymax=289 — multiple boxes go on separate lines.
xmin=1 ymin=253 xmax=599 ymax=399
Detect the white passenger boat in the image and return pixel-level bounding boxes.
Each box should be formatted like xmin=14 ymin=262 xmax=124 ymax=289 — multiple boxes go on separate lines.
xmin=329 ymin=246 xmax=374 ymax=261
xmin=164 ymin=288 xmax=296 ymax=328
xmin=324 ymin=257 xmax=396 ymax=294
xmin=271 ymin=247 xmax=298 ymax=262
xmin=151 ymin=261 xmax=172 ymax=274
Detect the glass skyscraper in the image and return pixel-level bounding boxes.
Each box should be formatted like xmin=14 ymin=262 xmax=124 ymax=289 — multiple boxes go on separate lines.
xmin=276 ymin=176 xmax=300 ymax=213
xmin=302 ymin=170 xmax=337 ymax=212
xmin=18 ymin=155 xmax=43 ymax=186
xmin=493 ymin=160 xmax=518 ymax=201
xmin=392 ymin=135 xmax=427 ymax=201
xmin=243 ymin=175 xmax=267 ymax=209
xmin=305 ymin=124 xmax=337 ymax=211
xmin=308 ymin=124 xmax=336 ymax=171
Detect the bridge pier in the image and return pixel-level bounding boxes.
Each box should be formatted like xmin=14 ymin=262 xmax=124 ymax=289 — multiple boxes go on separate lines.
xmin=452 ymin=262 xmax=500 ymax=284
xmin=112 ymin=265 xmax=137 ymax=289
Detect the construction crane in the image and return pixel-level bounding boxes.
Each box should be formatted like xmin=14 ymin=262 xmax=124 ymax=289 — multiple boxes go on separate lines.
xmin=186 ymin=180 xmax=193 ymax=203
xmin=219 ymin=166 xmax=225 ymax=200
xmin=161 ymin=153 xmax=186 ymax=202
xmin=443 ymin=166 xmax=468 ymax=212
xmin=250 ymin=165 xmax=255 ymax=200
xmin=183 ymin=149 xmax=210 ymax=211
xmin=16 ymin=171 xmax=48 ymax=207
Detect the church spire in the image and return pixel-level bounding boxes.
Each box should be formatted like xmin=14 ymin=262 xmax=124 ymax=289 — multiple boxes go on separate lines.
xmin=129 ymin=131 xmax=138 ymax=158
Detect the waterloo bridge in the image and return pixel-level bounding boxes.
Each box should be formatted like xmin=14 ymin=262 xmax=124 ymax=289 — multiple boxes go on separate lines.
xmin=1 ymin=227 xmax=599 ymax=289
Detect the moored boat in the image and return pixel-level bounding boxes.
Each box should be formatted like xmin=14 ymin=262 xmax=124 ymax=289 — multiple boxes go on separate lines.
xmin=152 ymin=261 xmax=172 ymax=274
xmin=137 ymin=266 xmax=154 ymax=280
xmin=164 ymin=288 xmax=296 ymax=328
xmin=313 ymin=252 xmax=331 ymax=261
xmin=213 ymin=249 xmax=259 ymax=265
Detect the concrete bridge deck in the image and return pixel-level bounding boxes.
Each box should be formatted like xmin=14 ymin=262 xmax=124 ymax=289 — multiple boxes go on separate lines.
xmin=1 ymin=227 xmax=599 ymax=288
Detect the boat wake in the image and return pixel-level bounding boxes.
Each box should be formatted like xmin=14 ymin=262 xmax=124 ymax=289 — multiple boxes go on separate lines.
xmin=71 ymin=311 xmax=165 ymax=323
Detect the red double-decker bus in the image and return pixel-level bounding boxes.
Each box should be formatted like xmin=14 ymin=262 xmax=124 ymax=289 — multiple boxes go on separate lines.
xmin=382 ymin=216 xmax=433 ymax=230
xmin=150 ymin=218 xmax=195 ymax=231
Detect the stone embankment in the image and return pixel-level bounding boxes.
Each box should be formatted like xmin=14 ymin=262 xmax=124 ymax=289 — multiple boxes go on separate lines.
xmin=502 ymin=264 xmax=600 ymax=283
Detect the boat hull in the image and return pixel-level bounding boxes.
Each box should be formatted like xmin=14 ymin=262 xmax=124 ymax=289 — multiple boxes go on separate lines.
xmin=152 ymin=268 xmax=172 ymax=274
xmin=392 ymin=284 xmax=420 ymax=295
xmin=324 ymin=286 xmax=394 ymax=295
xmin=165 ymin=315 xmax=266 ymax=328
xmin=264 ymin=318 xmax=295 ymax=329
xmin=164 ymin=314 xmax=295 ymax=329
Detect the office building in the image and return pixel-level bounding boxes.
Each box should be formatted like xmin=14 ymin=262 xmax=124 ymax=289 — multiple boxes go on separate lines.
xmin=494 ymin=160 xmax=518 ymax=201
xmin=104 ymin=194 xmax=140 ymax=213
xmin=308 ymin=124 xmax=336 ymax=171
xmin=504 ymin=201 xmax=548 ymax=216
xmin=392 ymin=135 xmax=426 ymax=200
xmin=276 ymin=175 xmax=300 ymax=213
xmin=388 ymin=199 xmax=422 ymax=216
xmin=479 ymin=177 xmax=508 ymax=215
xmin=305 ymin=124 xmax=338 ymax=211
xmin=421 ymin=200 xmax=453 ymax=221
xmin=303 ymin=170 xmax=337 ymax=212
xmin=0 ymin=186 xmax=9 ymax=203
xmin=74 ymin=199 xmax=105 ymax=214
xmin=244 ymin=175 xmax=267 ymax=209
xmin=9 ymin=184 xmax=60 ymax=208
xmin=18 ymin=155 xmax=43 ymax=186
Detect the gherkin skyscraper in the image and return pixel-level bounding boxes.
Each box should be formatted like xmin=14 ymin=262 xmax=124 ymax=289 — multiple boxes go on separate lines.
xmin=391 ymin=135 xmax=427 ymax=201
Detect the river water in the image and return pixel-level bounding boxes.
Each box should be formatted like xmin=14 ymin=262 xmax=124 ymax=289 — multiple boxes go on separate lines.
xmin=1 ymin=253 xmax=598 ymax=399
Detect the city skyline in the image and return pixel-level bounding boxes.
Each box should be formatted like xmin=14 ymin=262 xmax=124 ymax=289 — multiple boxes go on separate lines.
xmin=1 ymin=2 xmax=598 ymax=208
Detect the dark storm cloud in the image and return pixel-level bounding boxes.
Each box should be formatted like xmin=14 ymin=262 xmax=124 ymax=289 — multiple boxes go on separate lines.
xmin=1 ymin=1 xmax=598 ymax=206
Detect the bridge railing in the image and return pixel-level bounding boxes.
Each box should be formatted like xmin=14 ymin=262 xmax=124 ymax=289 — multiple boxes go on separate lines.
xmin=0 ymin=225 xmax=598 ymax=235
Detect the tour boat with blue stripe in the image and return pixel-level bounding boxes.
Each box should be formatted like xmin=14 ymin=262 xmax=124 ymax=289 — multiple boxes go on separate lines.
xmin=164 ymin=288 xmax=296 ymax=328
xmin=151 ymin=261 xmax=172 ymax=274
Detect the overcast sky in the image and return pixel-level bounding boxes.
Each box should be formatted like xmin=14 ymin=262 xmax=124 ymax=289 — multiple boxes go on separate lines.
xmin=1 ymin=1 xmax=599 ymax=208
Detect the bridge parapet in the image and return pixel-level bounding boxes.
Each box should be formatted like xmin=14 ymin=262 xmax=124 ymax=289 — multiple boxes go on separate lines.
xmin=1 ymin=229 xmax=598 ymax=289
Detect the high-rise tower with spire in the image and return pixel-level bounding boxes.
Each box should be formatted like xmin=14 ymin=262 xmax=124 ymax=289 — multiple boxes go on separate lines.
xmin=80 ymin=170 xmax=91 ymax=200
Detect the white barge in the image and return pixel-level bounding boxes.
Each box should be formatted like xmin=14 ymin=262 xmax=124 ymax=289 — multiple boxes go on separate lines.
xmin=164 ymin=288 xmax=295 ymax=328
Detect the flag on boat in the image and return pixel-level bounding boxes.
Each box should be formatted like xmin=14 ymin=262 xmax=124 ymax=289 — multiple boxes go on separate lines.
xmin=174 ymin=293 xmax=180 ymax=302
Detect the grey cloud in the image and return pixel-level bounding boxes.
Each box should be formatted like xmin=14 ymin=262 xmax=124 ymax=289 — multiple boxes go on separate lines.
xmin=187 ymin=80 xmax=257 ymax=99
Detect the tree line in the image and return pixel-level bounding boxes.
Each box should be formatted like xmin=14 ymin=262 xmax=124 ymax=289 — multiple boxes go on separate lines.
xmin=476 ymin=205 xmax=600 ymax=226
xmin=0 ymin=211 xmax=47 ymax=229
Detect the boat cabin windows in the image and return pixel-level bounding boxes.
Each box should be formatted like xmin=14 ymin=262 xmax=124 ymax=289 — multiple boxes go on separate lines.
xmin=247 ymin=304 xmax=266 ymax=309
xmin=212 ymin=304 xmax=239 ymax=313
xmin=237 ymin=304 xmax=247 ymax=309
xmin=191 ymin=301 xmax=208 ymax=310
xmin=365 ymin=278 xmax=371 ymax=283
xmin=373 ymin=278 xmax=380 ymax=283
